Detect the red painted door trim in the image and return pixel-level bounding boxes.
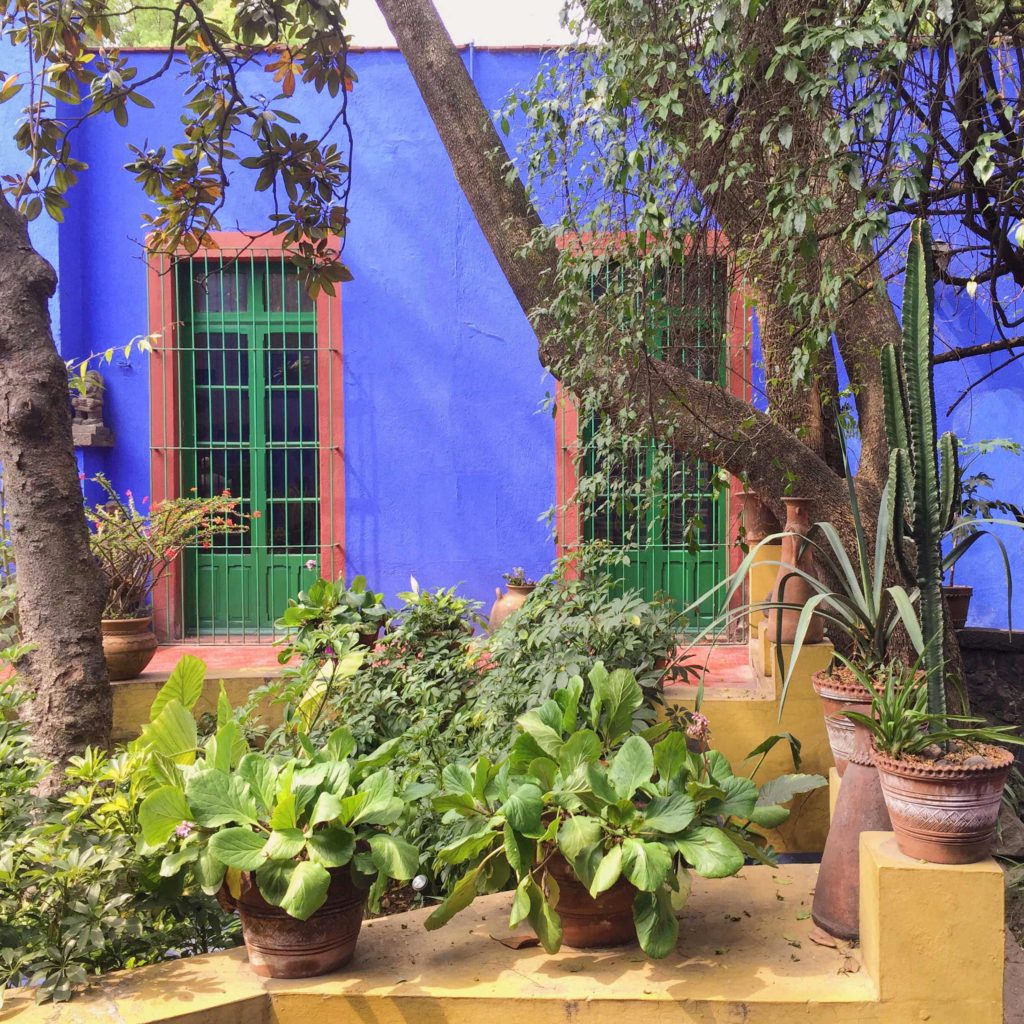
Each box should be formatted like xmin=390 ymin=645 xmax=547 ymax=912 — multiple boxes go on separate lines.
xmin=146 ymin=233 xmax=345 ymax=641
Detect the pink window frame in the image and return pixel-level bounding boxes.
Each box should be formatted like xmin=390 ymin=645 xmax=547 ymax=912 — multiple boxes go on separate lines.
xmin=553 ymin=231 xmax=751 ymax=618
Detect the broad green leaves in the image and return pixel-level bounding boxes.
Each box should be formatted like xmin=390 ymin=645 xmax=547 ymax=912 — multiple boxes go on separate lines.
xmin=150 ymin=654 xmax=206 ymax=718
xmin=608 ymin=736 xmax=653 ymax=799
xmin=139 ymin=786 xmax=193 ymax=846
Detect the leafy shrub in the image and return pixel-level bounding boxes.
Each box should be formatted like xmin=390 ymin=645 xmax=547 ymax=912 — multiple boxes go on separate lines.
xmin=476 ymin=548 xmax=687 ymax=750
xmin=0 ymin=657 xmax=237 ymax=1006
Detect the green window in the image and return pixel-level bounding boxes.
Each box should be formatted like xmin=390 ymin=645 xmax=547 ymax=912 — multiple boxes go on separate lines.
xmin=177 ymin=257 xmax=321 ymax=634
xmin=579 ymin=255 xmax=731 ymax=629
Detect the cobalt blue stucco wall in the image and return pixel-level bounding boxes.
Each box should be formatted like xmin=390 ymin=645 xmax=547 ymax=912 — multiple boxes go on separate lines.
xmin=52 ymin=48 xmax=557 ymax=610
xmin=3 ymin=43 xmax=1020 ymax=624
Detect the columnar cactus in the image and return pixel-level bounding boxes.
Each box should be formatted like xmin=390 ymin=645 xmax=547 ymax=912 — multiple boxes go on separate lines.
xmin=881 ymin=218 xmax=957 ymax=720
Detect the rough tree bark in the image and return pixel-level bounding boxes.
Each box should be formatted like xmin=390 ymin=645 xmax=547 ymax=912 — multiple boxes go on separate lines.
xmin=0 ymin=190 xmax=111 ymax=791
xmin=372 ymin=0 xmax=864 ymax=530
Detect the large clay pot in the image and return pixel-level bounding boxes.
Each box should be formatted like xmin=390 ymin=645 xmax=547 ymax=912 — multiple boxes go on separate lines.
xmin=545 ymin=854 xmax=637 ymax=949
xmin=234 ymin=867 xmax=367 ymax=978
xmin=489 ymin=584 xmax=536 ymax=631
xmin=943 ymin=585 xmax=973 ymax=630
xmin=766 ymin=498 xmax=823 ymax=645
xmin=811 ymin=719 xmax=891 ymax=940
xmin=737 ymin=490 xmax=782 ymax=544
xmin=874 ymin=745 xmax=1013 ymax=864
xmin=811 ymin=669 xmax=873 ymax=777
xmin=101 ymin=617 xmax=158 ymax=681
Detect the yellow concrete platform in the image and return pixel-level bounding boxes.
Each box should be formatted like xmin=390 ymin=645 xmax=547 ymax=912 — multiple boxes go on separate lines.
xmin=5 ymin=834 xmax=1005 ymax=1024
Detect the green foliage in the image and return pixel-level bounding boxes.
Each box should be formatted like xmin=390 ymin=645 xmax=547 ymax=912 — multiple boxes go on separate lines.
xmin=137 ymin=660 xmax=419 ymax=921
xmin=477 ymin=550 xmax=687 ymax=746
xmin=274 ymin=574 xmax=387 ymax=663
xmin=86 ymin=474 xmax=247 ymax=618
xmin=428 ymin=666 xmax=824 ymax=958
xmin=2 ymin=1 xmax=355 ymax=295
xmin=842 ymin=660 xmax=1023 ymax=759
xmin=0 ymin=656 xmax=236 ymax=1006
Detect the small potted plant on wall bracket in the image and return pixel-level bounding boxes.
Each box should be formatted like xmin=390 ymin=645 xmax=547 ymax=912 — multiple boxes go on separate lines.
xmin=87 ymin=475 xmax=246 ymax=679
xmin=942 ymin=437 xmax=1024 ymax=629
xmin=489 ymin=567 xmax=538 ymax=631
xmin=138 ymin=656 xmax=421 ymax=978
xmin=427 ymin=664 xmax=824 ymax=956
xmin=68 ymin=366 xmax=114 ymax=447
xmin=863 ymin=219 xmax=1024 ymax=863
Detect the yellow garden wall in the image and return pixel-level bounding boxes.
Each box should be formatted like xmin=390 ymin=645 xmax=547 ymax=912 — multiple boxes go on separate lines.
xmin=6 ymin=833 xmax=1003 ymax=1024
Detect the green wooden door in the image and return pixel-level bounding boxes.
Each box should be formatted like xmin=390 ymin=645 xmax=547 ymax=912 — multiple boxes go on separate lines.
xmin=581 ymin=253 xmax=730 ymax=629
xmin=178 ymin=258 xmax=320 ymax=633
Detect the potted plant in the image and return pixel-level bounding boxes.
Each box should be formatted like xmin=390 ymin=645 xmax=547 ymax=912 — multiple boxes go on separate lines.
xmin=845 ymin=663 xmax=1020 ymax=862
xmin=427 ymin=663 xmax=823 ymax=956
xmin=137 ymin=657 xmax=420 ymax=978
xmin=488 ymin=567 xmax=539 ymax=631
xmin=866 ymin=218 xmax=1023 ymax=864
xmin=942 ymin=438 xmax=1024 ymax=629
xmin=86 ymin=475 xmax=246 ymax=679
xmin=275 ymin=573 xmax=388 ymax=660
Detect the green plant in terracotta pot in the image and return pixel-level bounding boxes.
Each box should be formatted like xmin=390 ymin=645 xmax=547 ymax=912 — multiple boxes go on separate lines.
xmin=871 ymin=218 xmax=1023 ymax=864
xmin=137 ymin=657 xmax=420 ymax=978
xmin=427 ymin=663 xmax=824 ymax=957
xmin=275 ymin=573 xmax=388 ymax=660
xmin=86 ymin=475 xmax=246 ymax=679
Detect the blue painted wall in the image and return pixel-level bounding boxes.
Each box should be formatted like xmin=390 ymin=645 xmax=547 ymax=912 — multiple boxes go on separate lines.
xmin=3 ymin=44 xmax=1019 ymax=624
xmin=53 ymin=48 xmax=556 ymax=611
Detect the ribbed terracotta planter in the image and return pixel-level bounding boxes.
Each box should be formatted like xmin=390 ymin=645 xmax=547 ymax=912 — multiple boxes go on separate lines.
xmin=546 ymin=854 xmax=637 ymax=949
xmin=873 ymin=745 xmax=1013 ymax=864
xmin=811 ymin=670 xmax=873 ymax=777
xmin=101 ymin=616 xmax=158 ymax=681
xmin=489 ymin=584 xmax=536 ymax=631
xmin=235 ymin=868 xmax=367 ymax=978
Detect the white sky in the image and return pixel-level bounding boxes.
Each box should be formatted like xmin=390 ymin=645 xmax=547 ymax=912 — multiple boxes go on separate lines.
xmin=345 ymin=0 xmax=574 ymax=46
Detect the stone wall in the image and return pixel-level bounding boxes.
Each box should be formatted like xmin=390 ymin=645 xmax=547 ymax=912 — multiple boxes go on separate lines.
xmin=961 ymin=628 xmax=1024 ymax=768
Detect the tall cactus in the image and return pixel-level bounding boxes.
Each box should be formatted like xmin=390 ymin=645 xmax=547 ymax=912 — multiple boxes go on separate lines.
xmin=881 ymin=219 xmax=957 ymax=722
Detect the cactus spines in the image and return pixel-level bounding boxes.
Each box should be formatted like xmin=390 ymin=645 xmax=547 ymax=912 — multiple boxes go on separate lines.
xmin=882 ymin=218 xmax=957 ymax=722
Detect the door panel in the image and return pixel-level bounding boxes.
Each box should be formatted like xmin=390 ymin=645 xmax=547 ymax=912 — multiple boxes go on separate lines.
xmin=179 ymin=261 xmax=320 ymax=634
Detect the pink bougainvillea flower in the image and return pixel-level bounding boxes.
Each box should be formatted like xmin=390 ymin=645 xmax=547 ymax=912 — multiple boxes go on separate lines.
xmin=304 ymin=559 xmax=317 ymax=571
xmin=164 ymin=548 xmax=176 ymax=559
xmin=221 ymin=488 xmax=231 ymax=497
xmin=78 ymin=472 xmax=86 ymax=481
xmin=142 ymin=495 xmax=149 ymax=505
xmin=251 ymin=510 xmax=262 ymax=519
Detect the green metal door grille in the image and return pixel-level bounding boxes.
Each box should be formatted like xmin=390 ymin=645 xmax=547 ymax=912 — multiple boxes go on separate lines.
xmin=149 ymin=250 xmax=342 ymax=642
xmin=560 ymin=251 xmax=738 ymax=630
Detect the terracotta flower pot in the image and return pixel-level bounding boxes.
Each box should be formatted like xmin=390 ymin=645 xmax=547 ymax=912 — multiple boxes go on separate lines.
xmin=811 ymin=719 xmax=891 ymax=940
xmin=811 ymin=669 xmax=874 ymax=777
xmin=737 ymin=490 xmax=781 ymax=544
xmin=873 ymin=745 xmax=1014 ymax=864
xmin=489 ymin=583 xmax=536 ymax=631
xmin=545 ymin=854 xmax=637 ymax=949
xmin=101 ymin=616 xmax=158 ymax=681
xmin=765 ymin=498 xmax=824 ymax=645
xmin=942 ymin=585 xmax=973 ymax=631
xmin=235 ymin=868 xmax=368 ymax=978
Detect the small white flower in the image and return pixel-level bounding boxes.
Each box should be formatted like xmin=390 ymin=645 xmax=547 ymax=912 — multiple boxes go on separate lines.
xmin=966 ymin=279 xmax=978 ymax=300
xmin=304 ymin=559 xmax=317 ymax=571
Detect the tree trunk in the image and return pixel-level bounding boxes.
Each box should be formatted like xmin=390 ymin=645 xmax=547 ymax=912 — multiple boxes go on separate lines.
xmin=0 ymin=191 xmax=111 ymax=792
xmin=372 ymin=0 xmax=862 ymax=528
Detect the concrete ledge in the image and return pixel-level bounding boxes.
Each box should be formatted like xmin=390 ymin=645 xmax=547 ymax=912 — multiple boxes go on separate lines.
xmin=7 ymin=836 xmax=1004 ymax=1024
